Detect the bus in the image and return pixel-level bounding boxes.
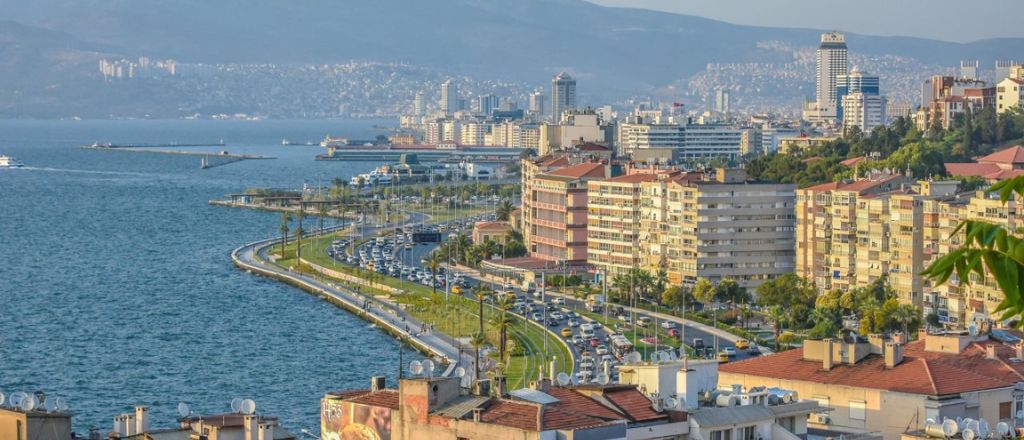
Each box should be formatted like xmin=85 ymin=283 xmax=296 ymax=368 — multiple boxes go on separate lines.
xmin=610 ymin=334 xmax=634 ymax=360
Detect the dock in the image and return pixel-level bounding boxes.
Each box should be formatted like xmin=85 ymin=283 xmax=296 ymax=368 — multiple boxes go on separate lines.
xmin=83 ymin=144 xmax=274 ymax=169
xmin=317 ymin=147 xmax=526 ymax=163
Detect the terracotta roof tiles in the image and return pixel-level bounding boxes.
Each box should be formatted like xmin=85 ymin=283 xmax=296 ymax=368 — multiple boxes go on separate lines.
xmin=346 ymin=390 xmax=400 ymax=410
xmin=979 ymin=145 xmax=1024 ymax=164
xmin=603 ymin=388 xmax=666 ymax=422
xmin=546 ymin=162 xmax=607 ymax=179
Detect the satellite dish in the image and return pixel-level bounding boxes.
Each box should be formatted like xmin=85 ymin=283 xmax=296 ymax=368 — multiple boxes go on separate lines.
xmin=241 ymin=399 xmax=256 ymax=415
xmin=10 ymin=392 xmax=27 ymax=408
xmin=177 ymin=402 xmax=190 ymax=418
xmin=969 ymin=322 xmax=979 ymax=337
xmin=231 ymin=398 xmax=243 ymax=413
xmin=44 ymin=399 xmax=57 ymax=412
xmin=625 ymin=352 xmax=642 ymax=363
xmin=996 ymin=422 xmax=1010 ymax=437
xmin=409 ymin=360 xmax=424 ymax=376
xmin=20 ymin=395 xmax=36 ymax=412
xmin=0 ymin=392 xmax=5 ymax=407
xmin=941 ymin=419 xmax=959 ymax=437
xmin=977 ymin=419 xmax=990 ymax=438
xmin=658 ymin=352 xmax=671 ymax=363
xmin=54 ymin=397 xmax=68 ymax=412
xmin=595 ymin=373 xmax=610 ymax=385
xmin=963 ymin=428 xmax=976 ymax=440
xmin=663 ymin=397 xmax=678 ymax=409
xmin=960 ymin=418 xmax=974 ymax=432
xmin=454 ymin=367 xmax=466 ymax=378
xmin=556 ymin=372 xmax=571 ymax=387
xmin=650 ymin=352 xmax=658 ymax=363
xmin=925 ymin=418 xmax=936 ymax=425
xmin=423 ymin=360 xmax=435 ymax=376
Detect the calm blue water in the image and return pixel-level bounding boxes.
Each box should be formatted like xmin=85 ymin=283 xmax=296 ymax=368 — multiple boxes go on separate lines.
xmin=0 ymin=119 xmax=422 ymax=435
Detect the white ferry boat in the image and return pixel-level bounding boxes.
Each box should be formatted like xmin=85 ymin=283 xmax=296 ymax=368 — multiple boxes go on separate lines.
xmin=0 ymin=155 xmax=24 ymax=168
xmin=320 ymin=136 xmax=349 ymax=148
xmin=350 ymin=168 xmax=393 ymax=186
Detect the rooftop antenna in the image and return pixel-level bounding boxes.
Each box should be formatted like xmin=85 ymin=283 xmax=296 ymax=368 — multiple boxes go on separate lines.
xmin=555 ymin=372 xmax=571 ymax=387
xmin=663 ymin=397 xmax=678 ymax=410
xmin=231 ymin=398 xmax=243 ymax=414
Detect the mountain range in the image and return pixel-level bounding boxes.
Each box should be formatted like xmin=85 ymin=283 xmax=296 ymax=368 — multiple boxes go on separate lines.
xmin=1 ymin=0 xmax=1023 ymax=117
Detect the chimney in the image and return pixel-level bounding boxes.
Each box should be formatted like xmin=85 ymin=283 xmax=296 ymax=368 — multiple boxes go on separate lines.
xmin=867 ymin=334 xmax=885 ymax=355
xmin=885 ymin=342 xmax=904 ymax=368
xmin=549 ymin=358 xmax=557 ymax=385
xmin=135 ymin=406 xmax=150 ymax=434
xmin=370 ymin=376 xmax=386 ymax=392
xmin=495 ymin=375 xmax=509 ymax=398
xmin=1015 ymin=342 xmax=1024 ymax=360
xmin=822 ymin=338 xmax=835 ymax=371
xmin=257 ymin=423 xmax=275 ymax=440
xmin=893 ymin=332 xmax=906 ymax=345
xmin=472 ymin=408 xmax=483 ymax=423
xmin=987 ymin=344 xmax=998 ymax=360
xmin=244 ymin=415 xmax=259 ymax=440
xmin=124 ymin=414 xmax=136 ymax=437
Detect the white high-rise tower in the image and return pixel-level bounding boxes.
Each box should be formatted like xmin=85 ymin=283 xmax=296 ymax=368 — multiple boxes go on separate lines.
xmin=810 ymin=32 xmax=847 ymax=122
xmin=551 ymin=72 xmax=576 ymax=120
xmin=440 ymin=80 xmax=458 ymax=115
xmin=413 ymin=92 xmax=425 ymax=116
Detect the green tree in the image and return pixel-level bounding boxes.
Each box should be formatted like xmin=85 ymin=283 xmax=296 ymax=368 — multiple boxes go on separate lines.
xmin=693 ymin=278 xmax=717 ymax=310
xmin=756 ymin=274 xmax=816 ymax=309
xmin=278 ymin=211 xmax=291 ymax=256
xmin=470 ymin=331 xmax=488 ymax=381
xmin=490 ymin=296 xmax=516 ymax=366
xmin=318 ymin=203 xmax=328 ymax=234
xmin=426 ymin=253 xmax=442 ymax=295
xmin=816 ymin=289 xmax=842 ymax=310
xmin=295 ymin=208 xmax=306 ymax=261
xmin=496 ymin=199 xmax=514 ymax=221
xmin=808 ymin=307 xmax=843 ymax=339
xmin=923 ymin=175 xmax=1024 ymax=324
xmin=766 ymin=305 xmax=786 ymax=351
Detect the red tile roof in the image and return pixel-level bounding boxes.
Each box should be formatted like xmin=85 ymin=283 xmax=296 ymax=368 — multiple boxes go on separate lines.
xmin=840 ymin=156 xmax=868 ymax=168
xmin=603 ymin=173 xmax=658 ymax=184
xmin=478 ymin=400 xmax=540 ymax=430
xmin=474 ymin=221 xmax=512 ymax=230
xmin=546 ymin=163 xmax=607 ymax=179
xmin=538 ymin=156 xmax=572 ymax=168
xmin=576 ymin=142 xmax=611 ymax=151
xmin=542 ymin=406 xmax=609 ymax=430
xmin=347 ymin=390 xmax=400 ymax=409
xmin=719 ymin=339 xmax=1024 ymax=396
xmin=802 ymin=182 xmax=843 ymax=192
xmin=838 ymin=175 xmax=902 ymax=193
xmin=979 ymin=145 xmax=1024 ymax=165
xmin=603 ymin=388 xmax=666 ymax=422
xmin=545 ymin=387 xmax=624 ymax=420
xmin=945 ymin=162 xmax=1003 ymax=177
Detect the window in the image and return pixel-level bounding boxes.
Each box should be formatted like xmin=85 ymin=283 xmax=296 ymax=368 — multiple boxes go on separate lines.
xmin=1001 ymin=401 xmax=1012 ymax=419
xmin=850 ymin=400 xmax=866 ymax=420
xmin=710 ymin=429 xmax=733 ymax=440
xmin=738 ymin=425 xmax=756 ymax=440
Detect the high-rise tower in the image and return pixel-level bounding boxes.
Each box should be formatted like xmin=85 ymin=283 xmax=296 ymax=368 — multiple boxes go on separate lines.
xmin=814 ymin=32 xmax=848 ymax=121
xmin=440 ymin=80 xmax=458 ymax=115
xmin=551 ymin=72 xmax=576 ymax=120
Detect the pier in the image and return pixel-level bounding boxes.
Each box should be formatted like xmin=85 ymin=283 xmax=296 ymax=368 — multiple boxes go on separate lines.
xmin=83 ymin=144 xmax=274 ymax=169
xmin=317 ymin=147 xmax=526 ymax=163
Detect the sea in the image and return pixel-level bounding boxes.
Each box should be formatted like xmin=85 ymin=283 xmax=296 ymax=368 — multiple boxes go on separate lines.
xmin=0 ymin=119 xmax=423 ymax=435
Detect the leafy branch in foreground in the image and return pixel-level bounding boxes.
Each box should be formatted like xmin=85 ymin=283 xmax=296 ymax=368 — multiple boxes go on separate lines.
xmin=922 ymin=175 xmax=1024 ymax=324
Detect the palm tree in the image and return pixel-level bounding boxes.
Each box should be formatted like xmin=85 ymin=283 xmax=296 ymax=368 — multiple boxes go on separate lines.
xmin=318 ymin=203 xmax=328 ymax=235
xmin=470 ymin=331 xmax=488 ymax=380
xmin=655 ymin=269 xmax=669 ymax=300
xmin=426 ymin=253 xmax=442 ymax=295
xmin=496 ymin=199 xmax=514 ymax=221
xmin=490 ymin=297 xmax=515 ymax=367
xmin=766 ymin=305 xmax=786 ymax=351
xmin=295 ymin=208 xmax=306 ymax=262
xmin=889 ymin=304 xmax=920 ymax=337
xmin=279 ymin=211 xmax=292 ymax=256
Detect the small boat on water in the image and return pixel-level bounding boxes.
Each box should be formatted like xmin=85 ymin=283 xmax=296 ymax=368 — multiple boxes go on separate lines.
xmin=0 ymin=155 xmax=24 ymax=168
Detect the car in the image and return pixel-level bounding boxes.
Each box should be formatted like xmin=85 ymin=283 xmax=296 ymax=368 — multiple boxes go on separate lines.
xmin=533 ymin=290 xmax=543 ymax=298
xmin=638 ymin=316 xmax=652 ymax=326
xmin=547 ymin=319 xmax=560 ymax=327
xmin=551 ymin=297 xmax=565 ymax=305
xmin=451 ymin=285 xmax=463 ymax=295
xmin=595 ymin=345 xmax=609 ymax=355
xmin=590 ymin=338 xmax=600 ymax=347
xmin=531 ymin=313 xmax=542 ymax=321
xmin=747 ymin=344 xmax=760 ymax=355
xmin=661 ymin=321 xmax=678 ymax=330
xmin=617 ymin=315 xmax=631 ymax=323
xmin=550 ymin=311 xmax=564 ymax=320
xmin=721 ymin=347 xmax=737 ymax=357
xmin=667 ymin=328 xmax=680 ymax=338
xmin=572 ymin=335 xmax=584 ymax=345
xmin=693 ymin=338 xmax=705 ymax=350
xmin=561 ymin=328 xmax=573 ymax=338
xmin=735 ymin=339 xmax=750 ymax=350
xmin=578 ymin=361 xmax=594 ymax=370
xmin=567 ymin=318 xmax=580 ymax=327
xmin=717 ymin=352 xmax=730 ymax=363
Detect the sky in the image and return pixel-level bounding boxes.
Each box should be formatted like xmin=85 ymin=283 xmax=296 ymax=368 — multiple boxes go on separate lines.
xmin=588 ymin=0 xmax=1023 ymax=43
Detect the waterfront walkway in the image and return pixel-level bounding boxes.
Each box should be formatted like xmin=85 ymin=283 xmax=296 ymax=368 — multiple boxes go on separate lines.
xmin=232 ymin=221 xmax=476 ymax=379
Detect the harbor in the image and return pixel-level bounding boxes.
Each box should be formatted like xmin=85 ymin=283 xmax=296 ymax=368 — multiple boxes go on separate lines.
xmin=316 ymin=145 xmax=527 ymax=163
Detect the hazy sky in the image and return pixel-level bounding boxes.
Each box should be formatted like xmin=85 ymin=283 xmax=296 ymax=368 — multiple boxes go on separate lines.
xmin=588 ymin=0 xmax=1022 ymax=43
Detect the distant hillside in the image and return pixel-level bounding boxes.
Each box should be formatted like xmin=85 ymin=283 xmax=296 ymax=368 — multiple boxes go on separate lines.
xmin=0 ymin=0 xmax=1022 ymax=117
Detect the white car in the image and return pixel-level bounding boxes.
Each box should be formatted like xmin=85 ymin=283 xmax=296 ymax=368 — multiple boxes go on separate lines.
xmin=550 ymin=311 xmax=565 ymax=320
xmin=661 ymin=321 xmax=678 ymax=329
xmin=551 ymin=297 xmax=565 ymax=305
xmin=567 ymin=318 xmax=580 ymax=327
xmin=595 ymin=345 xmax=609 ymax=355
xmin=722 ymin=347 xmax=737 ymax=357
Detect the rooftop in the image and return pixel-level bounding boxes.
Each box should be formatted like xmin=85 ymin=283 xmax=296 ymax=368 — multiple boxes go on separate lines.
xmin=546 ymin=162 xmax=607 ymax=179
xmin=720 ymin=338 xmax=1024 ymax=396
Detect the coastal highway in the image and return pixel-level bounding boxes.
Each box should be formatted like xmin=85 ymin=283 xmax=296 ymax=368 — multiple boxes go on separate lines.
xmin=232 ymin=213 xmax=478 ymax=379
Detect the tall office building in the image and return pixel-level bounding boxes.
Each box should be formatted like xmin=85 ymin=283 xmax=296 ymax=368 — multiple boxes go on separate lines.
xmin=714 ymin=88 xmax=730 ymax=114
xmin=996 ymin=60 xmax=1022 ymax=81
xmin=529 ymin=91 xmax=545 ymax=116
xmin=842 ymin=92 xmax=887 ymax=133
xmin=836 ymin=68 xmax=880 ymax=121
xmin=440 ymin=79 xmax=458 ymax=115
xmin=805 ymin=32 xmax=848 ymax=122
xmin=960 ymin=60 xmax=979 ymax=80
xmin=413 ymin=92 xmax=425 ymax=116
xmin=477 ymin=94 xmax=500 ymax=116
xmin=551 ymin=72 xmax=576 ymax=120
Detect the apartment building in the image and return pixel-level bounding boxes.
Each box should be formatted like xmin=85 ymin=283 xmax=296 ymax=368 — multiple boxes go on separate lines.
xmin=639 ymin=169 xmax=796 ymax=289
xmin=587 ymin=173 xmax=658 ymax=277
xmin=524 ymin=162 xmax=611 ymax=264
